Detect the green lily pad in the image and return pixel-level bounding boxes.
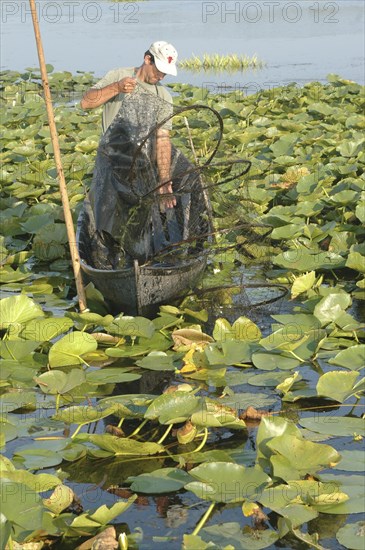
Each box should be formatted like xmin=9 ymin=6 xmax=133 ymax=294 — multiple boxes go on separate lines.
xmin=78 ymin=434 xmax=164 ymax=456
xmin=252 ymin=351 xmax=300 ymax=371
xmin=248 ymin=371 xmax=289 ymax=387
xmin=0 ymin=479 xmax=46 ymax=531
xmin=336 ymin=521 xmax=365 ymax=550
xmin=88 ymin=497 xmax=137 ymax=524
xmin=270 ymin=134 xmax=299 ymax=157
xmin=256 ymin=416 xmax=302 ymax=467
xmin=220 ymin=392 xmax=276 ymax=410
xmin=105 ymin=332 xmax=171 ymax=357
xmin=346 ymin=252 xmax=365 ymax=274
xmin=316 ymin=371 xmax=361 ymax=402
xmin=267 ymin=434 xmax=341 ymax=480
xmin=337 ymin=139 xmax=364 ymax=158
xmin=35 ymin=369 xmax=86 ymax=395
xmin=314 ymin=474 xmax=365 ymax=514
xmin=20 ymin=316 xmax=74 ymax=341
xmin=0 ymin=339 xmax=41 ymax=360
xmin=0 ymin=391 xmax=36 ymax=413
xmin=0 ymin=469 xmax=61 ymax=492
xmin=144 ymin=391 xmax=200 ymax=425
xmin=107 ymin=315 xmax=155 ymax=339
xmin=85 ymin=368 xmax=141 ymax=384
xmin=205 ymin=340 xmax=253 ymax=365
xmin=273 ymin=249 xmax=345 ymax=272
xmin=13 ymin=445 xmax=66 ymax=470
xmin=299 ymin=416 xmax=365 ymax=437
xmin=65 ymin=311 xmax=114 ymax=329
xmin=185 ymin=462 xmax=270 ymax=503
xmin=313 ymin=293 xmax=352 ymax=326
xmin=334 ymin=450 xmax=365 ymax=472
xmin=202 ymin=522 xmax=279 ymax=549
xmin=53 ymin=405 xmax=114 ymax=426
xmin=136 ymin=351 xmax=178 ymax=371
xmin=328 ymin=345 xmax=365 ymax=371
xmin=129 ymin=467 xmax=193 ymax=494
xmin=212 ymin=316 xmax=261 ymax=342
xmin=48 ymin=331 xmax=98 ymax=367
xmin=291 ymin=271 xmax=317 ymax=299
xmin=191 ymin=399 xmax=246 ymax=431
xmin=0 ymin=295 xmax=44 ymax=332
xmin=44 ymin=484 xmax=74 ymax=514
xmin=0 ymin=266 xmax=32 ymax=284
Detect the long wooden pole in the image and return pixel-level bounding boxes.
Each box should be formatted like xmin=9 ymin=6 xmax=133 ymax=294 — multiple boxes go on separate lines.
xmin=29 ymin=0 xmax=87 ymax=312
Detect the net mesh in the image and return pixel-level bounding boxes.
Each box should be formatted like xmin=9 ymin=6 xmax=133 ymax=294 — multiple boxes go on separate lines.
xmin=82 ymin=82 xmax=251 ymax=270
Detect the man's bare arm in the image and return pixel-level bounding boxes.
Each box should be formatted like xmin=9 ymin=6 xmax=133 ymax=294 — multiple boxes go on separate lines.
xmin=80 ymin=77 xmax=137 ymax=110
xmin=156 ymin=128 xmax=176 ymax=210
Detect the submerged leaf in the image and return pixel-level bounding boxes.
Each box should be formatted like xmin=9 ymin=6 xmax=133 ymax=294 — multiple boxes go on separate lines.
xmin=129 ymin=467 xmax=193 ymax=493
xmin=79 ymin=434 xmax=164 ymax=456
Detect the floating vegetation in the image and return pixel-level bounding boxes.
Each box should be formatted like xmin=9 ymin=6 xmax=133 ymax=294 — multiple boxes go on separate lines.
xmin=179 ymin=52 xmax=265 ymax=71
xmin=0 ymin=68 xmax=364 ymax=549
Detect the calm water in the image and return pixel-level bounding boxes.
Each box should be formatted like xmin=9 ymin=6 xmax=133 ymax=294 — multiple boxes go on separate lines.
xmin=1 ymin=0 xmax=364 ymax=90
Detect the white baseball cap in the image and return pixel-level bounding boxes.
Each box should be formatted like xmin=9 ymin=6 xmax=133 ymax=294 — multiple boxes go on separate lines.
xmin=149 ymin=41 xmax=178 ymax=76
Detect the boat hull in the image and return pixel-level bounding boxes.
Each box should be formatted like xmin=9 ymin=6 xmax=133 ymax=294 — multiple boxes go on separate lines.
xmin=77 ymin=204 xmax=207 ymax=316
xmin=79 ymin=255 xmax=206 ymax=316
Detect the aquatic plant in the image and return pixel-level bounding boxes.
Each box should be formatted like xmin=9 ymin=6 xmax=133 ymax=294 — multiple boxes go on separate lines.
xmin=0 ymin=68 xmax=364 ymax=549
xmin=179 ymin=52 xmax=265 ymax=71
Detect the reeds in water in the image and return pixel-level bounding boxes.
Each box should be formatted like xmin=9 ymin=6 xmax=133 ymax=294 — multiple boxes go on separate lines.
xmin=179 ymin=53 xmax=265 ymax=71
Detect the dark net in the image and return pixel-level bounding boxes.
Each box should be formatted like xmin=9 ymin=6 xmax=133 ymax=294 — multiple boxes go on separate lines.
xmin=81 ymin=82 xmax=251 ymax=270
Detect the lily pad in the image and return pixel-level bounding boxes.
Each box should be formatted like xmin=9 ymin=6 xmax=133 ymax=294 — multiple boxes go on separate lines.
xmin=129 ymin=467 xmax=193 ymax=493
xmin=212 ymin=316 xmax=261 ymax=342
xmin=336 ymin=521 xmax=365 ymax=550
xmin=252 ymin=351 xmax=300 ymax=371
xmin=48 ymin=331 xmax=98 ymax=367
xmin=267 ymin=434 xmax=341 ymax=480
xmin=328 ymin=345 xmax=365 ymax=370
xmin=78 ymin=434 xmax=164 ymax=456
xmin=0 ymin=479 xmax=45 ymax=532
xmin=299 ymin=416 xmax=365 ymax=437
xmin=107 ymin=316 xmax=155 ymax=339
xmin=0 ymin=295 xmax=44 ymax=333
xmin=334 ymin=450 xmax=365 ymax=472
xmin=35 ymin=369 xmax=86 ymax=396
xmin=85 ymin=368 xmax=141 ymax=384
xmin=144 ymin=391 xmax=200 ymax=424
xmin=185 ymin=462 xmax=270 ymax=503
xmin=202 ymin=522 xmax=279 ymax=549
xmin=316 ymin=371 xmax=362 ymax=402
xmin=135 ymin=351 xmax=178 ymax=371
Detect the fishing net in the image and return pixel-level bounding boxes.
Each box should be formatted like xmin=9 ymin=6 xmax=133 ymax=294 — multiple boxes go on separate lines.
xmin=81 ymin=82 xmax=251 ymax=270
xmin=80 ymin=81 xmax=286 ymax=317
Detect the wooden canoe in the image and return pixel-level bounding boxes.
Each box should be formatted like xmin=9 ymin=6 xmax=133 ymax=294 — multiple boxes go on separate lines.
xmin=77 ymin=205 xmax=208 ymax=316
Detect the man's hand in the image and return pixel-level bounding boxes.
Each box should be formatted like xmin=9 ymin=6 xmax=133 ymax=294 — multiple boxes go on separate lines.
xmin=158 ymin=180 xmax=176 ymax=211
xmin=117 ymin=77 xmax=137 ymax=94
xmin=80 ymin=77 xmax=137 ymax=109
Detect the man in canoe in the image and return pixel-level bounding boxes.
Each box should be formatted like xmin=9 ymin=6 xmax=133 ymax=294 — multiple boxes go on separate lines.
xmin=79 ymin=41 xmax=203 ymax=268
xmin=80 ymin=41 xmax=178 ymax=211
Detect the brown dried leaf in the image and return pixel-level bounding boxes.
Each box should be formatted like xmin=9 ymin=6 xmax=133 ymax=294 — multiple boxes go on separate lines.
xmin=105 ymin=424 xmax=125 ymax=438
xmin=240 ymin=406 xmax=271 ymax=421
xmin=76 ymin=526 xmax=118 ymax=550
xmin=172 ymin=328 xmax=214 ymax=348
xmin=107 ymin=486 xmax=133 ymax=499
xmin=90 ymin=333 xmax=124 ymax=344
